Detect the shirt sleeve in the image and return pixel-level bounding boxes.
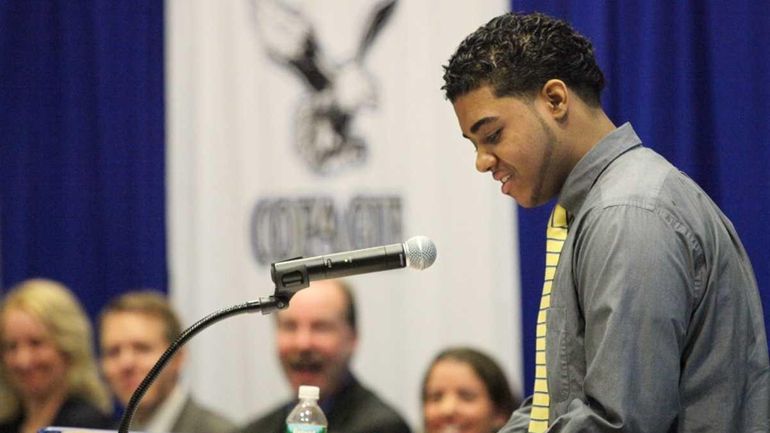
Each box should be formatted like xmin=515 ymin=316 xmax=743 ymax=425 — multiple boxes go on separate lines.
xmin=552 ymin=203 xmax=699 ymax=432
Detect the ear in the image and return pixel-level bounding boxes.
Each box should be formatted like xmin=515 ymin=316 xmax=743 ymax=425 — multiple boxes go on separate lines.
xmin=540 ymin=79 xmax=568 ymax=121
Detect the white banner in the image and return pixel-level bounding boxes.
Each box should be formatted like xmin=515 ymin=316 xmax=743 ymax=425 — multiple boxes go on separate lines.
xmin=166 ymin=0 xmax=518 ymax=428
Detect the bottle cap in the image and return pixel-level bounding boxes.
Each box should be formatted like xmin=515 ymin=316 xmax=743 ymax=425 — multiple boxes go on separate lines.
xmin=298 ymin=385 xmax=320 ymax=400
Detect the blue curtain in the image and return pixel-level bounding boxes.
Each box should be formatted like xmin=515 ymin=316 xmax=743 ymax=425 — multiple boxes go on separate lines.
xmin=0 ymin=1 xmax=166 ymax=319
xmin=513 ymin=0 xmax=770 ymax=393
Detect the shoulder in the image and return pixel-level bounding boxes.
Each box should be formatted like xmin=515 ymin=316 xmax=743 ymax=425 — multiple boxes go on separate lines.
xmin=176 ymin=397 xmax=236 ymax=433
xmin=588 ymin=146 xmax=678 ymax=209
xmin=238 ymin=403 xmax=288 ymax=433
xmin=331 ymin=380 xmax=412 ymax=433
xmin=586 ymin=146 xmax=711 ymax=223
xmin=576 ymin=145 xmax=714 ymax=256
xmin=0 ymin=414 xmax=21 ymax=433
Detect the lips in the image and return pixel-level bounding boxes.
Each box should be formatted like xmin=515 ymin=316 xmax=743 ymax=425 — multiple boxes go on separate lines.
xmin=438 ymin=425 xmax=462 ymax=433
xmin=289 ymin=361 xmax=323 ymax=373
xmin=115 ymin=375 xmax=142 ymax=397
xmin=123 ymin=379 xmax=141 ymax=391
xmin=13 ymin=371 xmax=46 ymax=390
xmin=492 ymin=170 xmax=508 ymax=182
xmin=498 ymin=174 xmax=513 ymax=195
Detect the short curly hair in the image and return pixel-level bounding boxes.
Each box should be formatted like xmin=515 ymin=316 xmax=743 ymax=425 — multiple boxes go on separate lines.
xmin=442 ymin=12 xmax=605 ymax=106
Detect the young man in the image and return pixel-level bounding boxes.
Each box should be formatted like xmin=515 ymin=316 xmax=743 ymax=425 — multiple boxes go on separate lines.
xmin=443 ymin=12 xmax=769 ymax=432
xmin=239 ymin=279 xmax=411 ymax=433
xmin=99 ymin=291 xmax=235 ymax=433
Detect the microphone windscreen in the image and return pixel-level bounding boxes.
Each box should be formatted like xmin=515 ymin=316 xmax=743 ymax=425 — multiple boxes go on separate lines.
xmin=403 ymin=236 xmax=437 ymax=270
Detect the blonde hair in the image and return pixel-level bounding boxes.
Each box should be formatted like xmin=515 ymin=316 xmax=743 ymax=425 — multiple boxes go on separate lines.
xmin=0 ymin=278 xmax=112 ymax=421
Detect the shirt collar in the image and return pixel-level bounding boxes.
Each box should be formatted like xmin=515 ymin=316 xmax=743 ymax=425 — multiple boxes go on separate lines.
xmin=559 ymin=122 xmax=642 ymax=216
xmin=141 ymin=384 xmax=188 ymax=433
xmin=319 ymin=371 xmax=355 ymax=414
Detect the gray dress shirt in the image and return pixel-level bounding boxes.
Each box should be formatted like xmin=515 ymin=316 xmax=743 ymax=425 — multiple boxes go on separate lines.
xmin=501 ymin=123 xmax=769 ymax=432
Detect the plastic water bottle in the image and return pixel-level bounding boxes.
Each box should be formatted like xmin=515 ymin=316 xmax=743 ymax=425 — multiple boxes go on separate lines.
xmin=286 ymin=385 xmax=328 ymax=433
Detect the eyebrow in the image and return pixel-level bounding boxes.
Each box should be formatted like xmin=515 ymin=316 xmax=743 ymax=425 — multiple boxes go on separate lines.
xmin=462 ymin=116 xmax=498 ymax=138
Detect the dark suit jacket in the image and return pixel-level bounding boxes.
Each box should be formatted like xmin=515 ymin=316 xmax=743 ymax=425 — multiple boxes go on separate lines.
xmin=170 ymin=396 xmax=236 ymax=433
xmin=239 ymin=376 xmax=411 ymax=433
xmin=0 ymin=396 xmax=112 ymax=433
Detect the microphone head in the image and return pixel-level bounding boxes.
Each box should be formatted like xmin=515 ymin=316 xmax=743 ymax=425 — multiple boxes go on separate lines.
xmin=403 ymin=236 xmax=437 ymax=270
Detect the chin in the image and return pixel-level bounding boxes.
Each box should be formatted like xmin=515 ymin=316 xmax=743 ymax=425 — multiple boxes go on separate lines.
xmin=513 ymin=196 xmax=539 ymax=208
xmin=508 ymin=190 xmax=536 ymax=208
xmin=520 ymin=192 xmax=553 ymax=208
xmin=290 ymin=374 xmax=323 ymax=389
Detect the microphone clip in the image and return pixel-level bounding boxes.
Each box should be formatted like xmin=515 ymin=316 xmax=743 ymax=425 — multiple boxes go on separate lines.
xmin=271 ymin=257 xmax=311 ymax=302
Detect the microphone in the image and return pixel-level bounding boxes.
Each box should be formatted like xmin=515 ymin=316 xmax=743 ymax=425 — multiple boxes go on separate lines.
xmin=271 ymin=236 xmax=437 ymax=295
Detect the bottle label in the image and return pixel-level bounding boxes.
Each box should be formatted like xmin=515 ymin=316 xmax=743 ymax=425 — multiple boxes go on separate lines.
xmin=286 ymin=424 xmax=327 ymax=433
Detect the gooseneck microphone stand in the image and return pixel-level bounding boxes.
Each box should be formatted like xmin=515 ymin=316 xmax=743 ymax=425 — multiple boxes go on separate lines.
xmin=117 ymin=293 xmax=290 ymax=433
xmin=115 ymin=236 xmax=436 ymax=433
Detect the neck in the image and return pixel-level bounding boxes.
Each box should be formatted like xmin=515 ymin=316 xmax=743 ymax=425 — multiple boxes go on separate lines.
xmin=133 ymin=402 xmax=155 ymax=425
xmin=21 ymin=387 xmax=69 ymax=433
xmin=317 ymin=370 xmax=354 ymax=405
xmin=580 ymin=108 xmax=617 ymax=154
xmin=570 ymin=106 xmax=616 ymax=161
xmin=131 ymin=380 xmax=181 ymax=426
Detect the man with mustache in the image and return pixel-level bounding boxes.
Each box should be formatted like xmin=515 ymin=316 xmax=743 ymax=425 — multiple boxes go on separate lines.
xmin=99 ymin=291 xmax=235 ymax=433
xmin=239 ymin=279 xmax=411 ymax=433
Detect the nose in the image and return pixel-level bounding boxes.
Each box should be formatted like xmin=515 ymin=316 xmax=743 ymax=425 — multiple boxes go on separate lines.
xmin=8 ymin=345 xmax=34 ymax=369
xmin=111 ymin=349 xmax=136 ymax=372
xmin=437 ymin=394 xmax=458 ymax=416
xmin=475 ymin=149 xmax=495 ymax=173
xmin=293 ymin=327 xmax=314 ymax=350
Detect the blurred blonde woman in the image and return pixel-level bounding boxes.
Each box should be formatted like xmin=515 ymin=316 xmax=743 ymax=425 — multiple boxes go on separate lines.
xmin=0 ymin=279 xmax=112 ymax=433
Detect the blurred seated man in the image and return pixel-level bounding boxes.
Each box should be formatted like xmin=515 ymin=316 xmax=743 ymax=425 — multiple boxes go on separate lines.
xmin=99 ymin=291 xmax=235 ymax=433
xmin=239 ymin=279 xmax=411 ymax=433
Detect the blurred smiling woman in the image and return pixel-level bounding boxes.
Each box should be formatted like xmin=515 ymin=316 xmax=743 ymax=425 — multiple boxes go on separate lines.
xmin=0 ymin=279 xmax=111 ymax=433
xmin=422 ymin=347 xmax=519 ymax=433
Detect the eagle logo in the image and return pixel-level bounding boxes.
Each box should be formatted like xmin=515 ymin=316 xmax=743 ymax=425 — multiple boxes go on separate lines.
xmin=252 ymin=0 xmax=398 ymax=175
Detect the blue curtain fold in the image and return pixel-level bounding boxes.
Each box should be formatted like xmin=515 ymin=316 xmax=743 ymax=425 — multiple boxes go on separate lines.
xmin=0 ymin=1 xmax=166 ymax=318
xmin=513 ymin=0 xmax=770 ymax=393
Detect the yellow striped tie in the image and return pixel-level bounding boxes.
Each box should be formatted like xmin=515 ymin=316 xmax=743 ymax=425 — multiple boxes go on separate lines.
xmin=528 ymin=205 xmax=568 ymax=433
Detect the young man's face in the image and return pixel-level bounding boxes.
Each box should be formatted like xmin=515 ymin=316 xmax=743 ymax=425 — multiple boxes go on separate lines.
xmin=276 ymin=280 xmax=357 ymax=398
xmin=100 ymin=312 xmax=183 ymax=416
xmin=452 ymin=85 xmax=567 ymax=208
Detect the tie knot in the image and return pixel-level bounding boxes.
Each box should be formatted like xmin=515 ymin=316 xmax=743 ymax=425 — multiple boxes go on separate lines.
xmin=550 ymin=205 xmax=568 ymax=229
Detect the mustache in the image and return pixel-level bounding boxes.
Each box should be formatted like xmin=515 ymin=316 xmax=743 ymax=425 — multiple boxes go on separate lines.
xmin=285 ymin=351 xmax=325 ymax=371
